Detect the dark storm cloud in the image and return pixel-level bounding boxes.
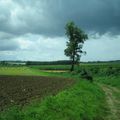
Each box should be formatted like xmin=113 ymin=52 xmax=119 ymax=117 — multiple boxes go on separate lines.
xmin=0 ymin=32 xmax=15 ymax=40
xmin=0 ymin=32 xmax=19 ymax=51
xmin=0 ymin=0 xmax=120 ymax=61
xmin=0 ymin=0 xmax=120 ymax=36
xmin=0 ymin=40 xmax=19 ymax=51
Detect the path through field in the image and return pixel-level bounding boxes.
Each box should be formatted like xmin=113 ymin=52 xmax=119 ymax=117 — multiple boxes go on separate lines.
xmin=100 ymin=84 xmax=120 ymax=120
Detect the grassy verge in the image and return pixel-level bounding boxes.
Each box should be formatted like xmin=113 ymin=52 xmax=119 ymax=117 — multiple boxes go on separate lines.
xmin=95 ymin=76 xmax=120 ymax=89
xmin=112 ymin=90 xmax=120 ymax=119
xmin=0 ymin=80 xmax=108 ymax=120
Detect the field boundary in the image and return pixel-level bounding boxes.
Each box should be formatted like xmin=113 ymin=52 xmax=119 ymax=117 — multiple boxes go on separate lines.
xmin=99 ymin=84 xmax=120 ymax=120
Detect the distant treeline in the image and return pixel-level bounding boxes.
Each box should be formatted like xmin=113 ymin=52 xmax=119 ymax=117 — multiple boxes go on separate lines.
xmin=26 ymin=60 xmax=75 ymax=65
xmin=0 ymin=61 xmax=8 ymax=65
xmin=0 ymin=60 xmax=120 ymax=66
xmin=0 ymin=61 xmax=26 ymax=66
xmin=86 ymin=60 xmax=120 ymax=64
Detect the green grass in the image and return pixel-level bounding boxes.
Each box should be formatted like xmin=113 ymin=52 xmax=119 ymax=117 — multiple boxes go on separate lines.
xmin=29 ymin=62 xmax=120 ymax=70
xmin=0 ymin=66 xmax=76 ymax=79
xmin=95 ymin=76 xmax=120 ymax=89
xmin=0 ymin=80 xmax=108 ymax=120
xmin=30 ymin=65 xmax=71 ymax=70
xmin=0 ymin=66 xmax=50 ymax=76
xmin=0 ymin=62 xmax=120 ymax=76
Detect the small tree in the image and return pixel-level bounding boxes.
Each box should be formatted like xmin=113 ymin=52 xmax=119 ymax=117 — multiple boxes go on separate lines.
xmin=64 ymin=21 xmax=88 ymax=71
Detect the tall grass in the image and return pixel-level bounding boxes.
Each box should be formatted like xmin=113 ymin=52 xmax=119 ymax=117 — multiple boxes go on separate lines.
xmin=95 ymin=76 xmax=120 ymax=89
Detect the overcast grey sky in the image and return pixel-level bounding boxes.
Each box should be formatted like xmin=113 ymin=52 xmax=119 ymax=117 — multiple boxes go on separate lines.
xmin=0 ymin=0 xmax=120 ymax=61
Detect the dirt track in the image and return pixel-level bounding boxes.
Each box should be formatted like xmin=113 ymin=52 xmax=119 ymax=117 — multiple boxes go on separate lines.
xmin=100 ymin=84 xmax=120 ymax=120
xmin=0 ymin=75 xmax=74 ymax=111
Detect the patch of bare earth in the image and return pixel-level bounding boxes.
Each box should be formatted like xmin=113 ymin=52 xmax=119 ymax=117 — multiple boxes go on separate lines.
xmin=0 ymin=75 xmax=74 ymax=111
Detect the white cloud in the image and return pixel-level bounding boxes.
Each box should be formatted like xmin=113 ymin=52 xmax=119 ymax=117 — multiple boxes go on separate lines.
xmin=82 ymin=33 xmax=120 ymax=61
xmin=0 ymin=32 xmax=120 ymax=61
xmin=0 ymin=0 xmax=120 ymax=61
xmin=0 ymin=34 xmax=67 ymax=61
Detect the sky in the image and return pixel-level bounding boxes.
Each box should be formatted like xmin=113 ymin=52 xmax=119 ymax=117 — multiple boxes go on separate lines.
xmin=0 ymin=0 xmax=120 ymax=61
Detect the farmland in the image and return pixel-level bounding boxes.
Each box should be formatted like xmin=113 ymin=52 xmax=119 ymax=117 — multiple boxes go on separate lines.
xmin=0 ymin=62 xmax=120 ymax=120
xmin=0 ymin=75 xmax=74 ymax=111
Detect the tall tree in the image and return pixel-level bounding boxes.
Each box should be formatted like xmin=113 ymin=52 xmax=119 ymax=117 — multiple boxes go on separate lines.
xmin=64 ymin=21 xmax=88 ymax=71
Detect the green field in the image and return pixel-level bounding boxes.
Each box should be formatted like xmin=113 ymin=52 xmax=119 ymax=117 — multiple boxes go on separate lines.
xmin=0 ymin=66 xmax=46 ymax=76
xmin=29 ymin=62 xmax=120 ymax=70
xmin=0 ymin=62 xmax=120 ymax=120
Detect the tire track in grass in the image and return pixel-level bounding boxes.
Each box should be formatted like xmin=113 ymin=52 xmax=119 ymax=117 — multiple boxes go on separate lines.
xmin=99 ymin=84 xmax=120 ymax=120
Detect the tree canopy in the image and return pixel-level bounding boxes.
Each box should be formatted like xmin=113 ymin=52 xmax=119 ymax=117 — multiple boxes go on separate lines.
xmin=64 ymin=21 xmax=88 ymax=71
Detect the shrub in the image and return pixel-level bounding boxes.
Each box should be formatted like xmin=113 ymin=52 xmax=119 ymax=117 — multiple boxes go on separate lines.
xmin=105 ymin=67 xmax=120 ymax=76
xmin=89 ymin=67 xmax=100 ymax=74
xmin=80 ymin=69 xmax=93 ymax=83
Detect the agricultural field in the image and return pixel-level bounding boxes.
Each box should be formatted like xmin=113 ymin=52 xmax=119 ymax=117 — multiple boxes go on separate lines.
xmin=29 ymin=62 xmax=120 ymax=71
xmin=0 ymin=75 xmax=73 ymax=111
xmin=0 ymin=62 xmax=120 ymax=120
xmin=0 ymin=67 xmax=46 ymax=76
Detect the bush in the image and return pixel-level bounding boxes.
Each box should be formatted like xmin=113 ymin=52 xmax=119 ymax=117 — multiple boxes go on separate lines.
xmin=106 ymin=67 xmax=120 ymax=76
xmin=89 ymin=67 xmax=100 ymax=74
xmin=80 ymin=69 xmax=93 ymax=83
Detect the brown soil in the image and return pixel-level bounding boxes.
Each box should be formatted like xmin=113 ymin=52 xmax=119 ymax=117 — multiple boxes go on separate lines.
xmin=0 ymin=75 xmax=74 ymax=111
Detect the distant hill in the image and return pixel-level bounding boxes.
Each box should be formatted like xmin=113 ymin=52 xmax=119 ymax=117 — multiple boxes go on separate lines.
xmin=0 ymin=60 xmax=120 ymax=66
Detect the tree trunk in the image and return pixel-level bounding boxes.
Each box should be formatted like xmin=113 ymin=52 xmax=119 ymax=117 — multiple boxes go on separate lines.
xmin=71 ymin=56 xmax=75 ymax=71
xmin=71 ymin=63 xmax=74 ymax=71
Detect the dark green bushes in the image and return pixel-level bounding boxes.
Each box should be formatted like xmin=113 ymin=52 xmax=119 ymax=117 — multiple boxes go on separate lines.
xmin=75 ymin=68 xmax=93 ymax=82
xmin=76 ymin=66 xmax=120 ymax=77
xmin=80 ymin=69 xmax=93 ymax=82
xmin=106 ymin=67 xmax=120 ymax=76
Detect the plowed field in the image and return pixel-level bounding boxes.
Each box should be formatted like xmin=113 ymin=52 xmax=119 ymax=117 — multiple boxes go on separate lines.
xmin=0 ymin=75 xmax=74 ymax=111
